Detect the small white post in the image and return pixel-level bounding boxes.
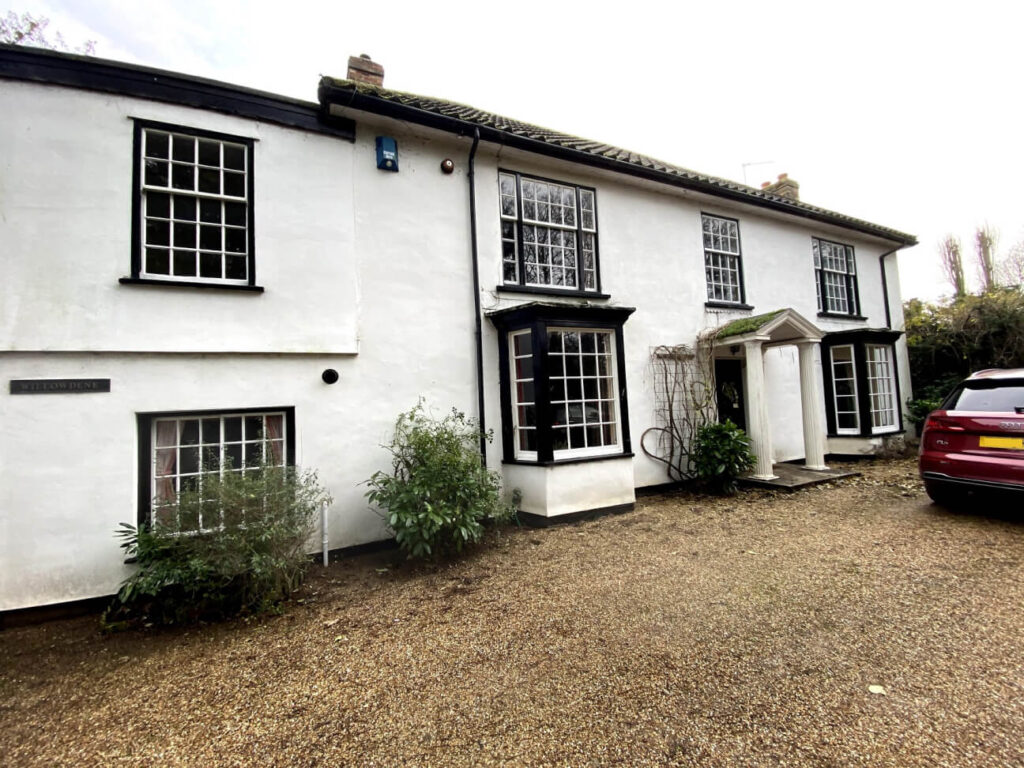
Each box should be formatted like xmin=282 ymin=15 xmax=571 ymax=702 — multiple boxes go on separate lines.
xmin=321 ymin=501 xmax=329 ymax=568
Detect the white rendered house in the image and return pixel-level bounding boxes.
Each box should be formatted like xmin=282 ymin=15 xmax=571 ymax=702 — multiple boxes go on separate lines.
xmin=0 ymin=46 xmax=916 ymax=612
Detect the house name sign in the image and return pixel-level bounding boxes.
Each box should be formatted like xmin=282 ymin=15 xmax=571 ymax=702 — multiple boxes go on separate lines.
xmin=10 ymin=378 xmax=111 ymax=395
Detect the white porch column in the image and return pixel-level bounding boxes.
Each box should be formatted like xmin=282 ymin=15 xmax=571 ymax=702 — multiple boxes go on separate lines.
xmin=797 ymin=341 xmax=829 ymax=470
xmin=743 ymin=339 xmax=777 ymax=480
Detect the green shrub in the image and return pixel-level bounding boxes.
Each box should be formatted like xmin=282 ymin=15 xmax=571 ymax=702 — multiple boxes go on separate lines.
xmin=104 ymin=459 xmax=330 ymax=628
xmin=692 ymin=420 xmax=755 ymax=495
xmin=366 ymin=404 xmax=514 ymax=559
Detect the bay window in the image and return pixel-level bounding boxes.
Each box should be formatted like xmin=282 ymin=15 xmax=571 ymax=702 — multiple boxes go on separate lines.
xmin=490 ymin=304 xmax=634 ymax=463
xmin=821 ymin=331 xmax=902 ymax=437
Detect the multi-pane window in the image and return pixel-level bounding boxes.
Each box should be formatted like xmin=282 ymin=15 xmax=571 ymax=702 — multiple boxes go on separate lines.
xmin=830 ymin=345 xmax=860 ymax=433
xmin=510 ymin=331 xmax=536 ymax=454
xmin=148 ymin=411 xmax=287 ymax=531
xmin=507 ymin=328 xmax=621 ymax=460
xmin=498 ymin=171 xmax=599 ymax=292
xmin=137 ymin=123 xmax=253 ymax=285
xmin=702 ymin=214 xmax=744 ymax=304
xmin=547 ymin=330 xmax=618 ymax=456
xmin=866 ymin=344 xmax=897 ymax=432
xmin=813 ymin=238 xmax=859 ymax=315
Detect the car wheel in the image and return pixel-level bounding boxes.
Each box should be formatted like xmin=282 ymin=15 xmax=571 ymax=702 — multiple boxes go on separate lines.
xmin=924 ymin=479 xmax=964 ymax=508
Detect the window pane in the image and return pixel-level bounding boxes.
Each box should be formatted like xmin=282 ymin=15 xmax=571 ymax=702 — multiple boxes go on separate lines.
xmin=173 ymin=196 xmax=196 ymax=221
xmin=198 ymin=140 xmax=220 ymax=166
xmin=223 ymin=144 xmax=245 ymax=171
xmin=198 ymin=168 xmax=220 ymax=194
xmin=147 ymin=192 xmax=170 ymax=219
xmin=200 ymin=252 xmax=222 ymax=278
xmin=145 ymin=160 xmax=168 ymax=187
xmin=146 ymin=248 xmax=170 ymax=275
xmin=171 ymin=164 xmax=194 ymax=190
xmin=173 ymin=251 xmax=196 ymax=277
xmin=145 ymin=131 xmax=169 ymax=158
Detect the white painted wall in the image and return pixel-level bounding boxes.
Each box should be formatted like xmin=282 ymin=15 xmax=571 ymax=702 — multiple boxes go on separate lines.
xmin=0 ymin=78 xmax=914 ymax=610
xmin=0 ymin=82 xmax=359 ymax=354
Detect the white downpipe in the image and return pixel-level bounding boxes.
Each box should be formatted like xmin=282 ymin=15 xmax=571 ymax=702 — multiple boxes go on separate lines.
xmin=321 ymin=502 xmax=329 ymax=567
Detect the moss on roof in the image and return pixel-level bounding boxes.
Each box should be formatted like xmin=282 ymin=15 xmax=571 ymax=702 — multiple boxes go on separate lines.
xmin=716 ymin=310 xmax=785 ymax=339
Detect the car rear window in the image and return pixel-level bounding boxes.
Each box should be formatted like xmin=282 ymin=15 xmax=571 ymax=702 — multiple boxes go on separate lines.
xmin=946 ymin=382 xmax=1024 ymax=412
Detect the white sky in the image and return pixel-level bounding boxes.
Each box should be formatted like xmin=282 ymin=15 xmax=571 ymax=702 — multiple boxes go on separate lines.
xmin=14 ymin=0 xmax=1024 ymax=302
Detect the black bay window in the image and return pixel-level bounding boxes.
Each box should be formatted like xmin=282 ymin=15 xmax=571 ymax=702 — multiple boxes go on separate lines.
xmin=489 ymin=303 xmax=634 ymax=464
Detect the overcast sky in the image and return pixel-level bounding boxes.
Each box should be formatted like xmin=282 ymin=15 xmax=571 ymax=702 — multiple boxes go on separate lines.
xmin=15 ymin=0 xmax=1023 ymax=302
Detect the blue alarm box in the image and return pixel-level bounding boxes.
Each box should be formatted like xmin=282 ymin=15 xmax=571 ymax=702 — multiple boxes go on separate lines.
xmin=375 ymin=136 xmax=398 ymax=171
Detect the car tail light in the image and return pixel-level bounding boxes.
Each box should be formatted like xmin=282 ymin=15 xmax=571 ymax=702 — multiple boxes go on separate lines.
xmin=921 ymin=413 xmax=966 ymax=453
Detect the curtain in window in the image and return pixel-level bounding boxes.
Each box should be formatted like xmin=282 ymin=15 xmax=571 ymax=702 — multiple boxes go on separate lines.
xmin=154 ymin=420 xmax=178 ymax=507
xmin=265 ymin=414 xmax=284 ymax=464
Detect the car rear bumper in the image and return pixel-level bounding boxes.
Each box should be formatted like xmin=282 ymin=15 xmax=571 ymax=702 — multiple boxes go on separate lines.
xmin=921 ymin=471 xmax=1024 ymax=494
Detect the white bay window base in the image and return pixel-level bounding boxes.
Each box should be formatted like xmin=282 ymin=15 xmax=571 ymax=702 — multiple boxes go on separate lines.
xmin=503 ymin=456 xmax=635 ymax=523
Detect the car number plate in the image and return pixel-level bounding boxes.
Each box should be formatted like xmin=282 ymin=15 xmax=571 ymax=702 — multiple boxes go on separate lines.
xmin=979 ymin=436 xmax=1024 ymax=450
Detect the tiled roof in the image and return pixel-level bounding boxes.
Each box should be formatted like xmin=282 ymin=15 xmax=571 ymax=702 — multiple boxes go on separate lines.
xmin=319 ymin=78 xmax=916 ymax=246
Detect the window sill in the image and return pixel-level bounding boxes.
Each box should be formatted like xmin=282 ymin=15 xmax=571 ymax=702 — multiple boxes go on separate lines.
xmin=496 ymin=285 xmax=610 ymax=300
xmin=818 ymin=311 xmax=867 ymax=321
xmin=120 ymin=277 xmax=265 ymax=293
xmin=705 ymin=301 xmax=754 ymax=311
xmin=503 ymin=451 xmax=633 ymax=467
xmin=828 ymin=429 xmax=905 ymax=439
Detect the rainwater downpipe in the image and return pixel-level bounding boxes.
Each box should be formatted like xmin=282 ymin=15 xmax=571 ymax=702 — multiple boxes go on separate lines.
xmin=467 ymin=128 xmax=487 ymax=466
xmin=878 ymin=248 xmax=900 ymax=329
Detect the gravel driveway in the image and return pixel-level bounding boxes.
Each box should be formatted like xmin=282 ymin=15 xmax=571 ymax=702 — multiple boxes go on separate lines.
xmin=1 ymin=458 xmax=1021 ymax=767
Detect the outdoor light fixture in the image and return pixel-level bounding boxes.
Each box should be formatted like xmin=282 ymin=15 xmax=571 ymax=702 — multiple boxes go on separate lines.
xmin=440 ymin=158 xmax=455 ymax=174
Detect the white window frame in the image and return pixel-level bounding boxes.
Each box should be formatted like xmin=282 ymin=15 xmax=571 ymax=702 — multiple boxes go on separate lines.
xmin=830 ymin=344 xmax=860 ymax=435
xmin=866 ymin=344 xmax=898 ymax=433
xmin=813 ymin=238 xmax=859 ymax=315
xmin=547 ymin=327 xmax=622 ymax=460
xmin=138 ymin=123 xmax=252 ymax=286
xmin=701 ymin=214 xmax=744 ymax=304
xmin=508 ymin=330 xmax=537 ymax=461
xmin=507 ymin=327 xmax=623 ymax=461
xmin=498 ymin=171 xmax=600 ymax=293
xmin=148 ymin=410 xmax=288 ymax=532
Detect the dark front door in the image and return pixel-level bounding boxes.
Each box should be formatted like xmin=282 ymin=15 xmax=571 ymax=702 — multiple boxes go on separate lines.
xmin=715 ymin=358 xmax=746 ymax=431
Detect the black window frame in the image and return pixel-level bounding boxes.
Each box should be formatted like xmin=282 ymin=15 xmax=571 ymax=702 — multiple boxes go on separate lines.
xmin=701 ymin=212 xmax=751 ymax=309
xmin=496 ymin=169 xmax=609 ymax=299
xmin=136 ymin=405 xmax=296 ymax=527
xmin=820 ymin=330 xmax=903 ymax=437
xmin=123 ymin=119 xmax=262 ymax=293
xmin=813 ymin=237 xmax=862 ymax=319
xmin=489 ymin=303 xmax=634 ymax=465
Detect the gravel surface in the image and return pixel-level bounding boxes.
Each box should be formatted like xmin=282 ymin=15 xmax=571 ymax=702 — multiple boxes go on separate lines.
xmin=1 ymin=458 xmax=1022 ymax=767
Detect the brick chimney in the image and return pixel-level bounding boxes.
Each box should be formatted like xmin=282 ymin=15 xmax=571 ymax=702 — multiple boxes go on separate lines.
xmin=762 ymin=173 xmax=799 ymax=201
xmin=347 ymin=54 xmax=384 ymax=86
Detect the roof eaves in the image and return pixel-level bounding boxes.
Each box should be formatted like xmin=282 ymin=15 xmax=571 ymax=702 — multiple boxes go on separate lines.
xmin=319 ymin=78 xmax=917 ymax=247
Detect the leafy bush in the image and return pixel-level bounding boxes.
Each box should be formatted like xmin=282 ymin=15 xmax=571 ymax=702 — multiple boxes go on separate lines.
xmin=366 ymin=404 xmax=514 ymax=559
xmin=104 ymin=459 xmax=330 ymax=628
xmin=691 ymin=420 xmax=755 ymax=495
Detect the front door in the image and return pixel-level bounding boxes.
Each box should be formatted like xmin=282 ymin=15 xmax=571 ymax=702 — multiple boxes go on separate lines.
xmin=715 ymin=358 xmax=746 ymax=431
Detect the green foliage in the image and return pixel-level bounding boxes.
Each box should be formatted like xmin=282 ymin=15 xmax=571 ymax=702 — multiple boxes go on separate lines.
xmin=716 ymin=310 xmax=784 ymax=340
xmin=366 ymin=404 xmax=514 ymax=560
xmin=103 ymin=460 xmax=330 ymax=629
xmin=904 ymin=288 xmax=1024 ymax=417
xmin=691 ymin=420 xmax=756 ymax=495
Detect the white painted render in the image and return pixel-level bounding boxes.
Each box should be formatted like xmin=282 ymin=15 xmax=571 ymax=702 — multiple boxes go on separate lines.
xmin=0 ymin=78 xmax=912 ymax=611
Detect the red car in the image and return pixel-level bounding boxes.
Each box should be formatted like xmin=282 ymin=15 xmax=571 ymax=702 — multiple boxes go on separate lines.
xmin=919 ymin=368 xmax=1024 ymax=505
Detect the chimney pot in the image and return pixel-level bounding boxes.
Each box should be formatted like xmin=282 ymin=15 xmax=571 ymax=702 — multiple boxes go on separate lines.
xmin=760 ymin=181 xmax=771 ymax=189
xmin=763 ymin=172 xmax=800 ymax=201
xmin=347 ymin=54 xmax=384 ymax=86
